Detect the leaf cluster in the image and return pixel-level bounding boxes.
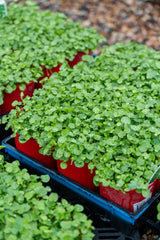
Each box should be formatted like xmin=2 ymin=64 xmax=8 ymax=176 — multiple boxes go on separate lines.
xmin=4 ymin=42 xmax=160 ymax=196
xmin=0 ymin=1 xmax=105 ymax=104
xmin=0 ymin=153 xmax=94 ymax=240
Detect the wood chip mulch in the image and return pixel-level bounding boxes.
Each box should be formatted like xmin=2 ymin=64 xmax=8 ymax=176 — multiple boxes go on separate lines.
xmin=13 ymin=0 xmax=160 ymax=55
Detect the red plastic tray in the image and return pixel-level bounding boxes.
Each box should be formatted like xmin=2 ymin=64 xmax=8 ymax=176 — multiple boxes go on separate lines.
xmin=0 ymin=81 xmax=35 ymax=116
xmin=35 ymin=51 xmax=92 ymax=89
xmin=100 ymin=179 xmax=160 ymax=212
xmin=57 ymin=159 xmax=98 ymax=192
xmin=14 ymin=134 xmax=57 ymax=169
xmin=67 ymin=50 xmax=92 ymax=67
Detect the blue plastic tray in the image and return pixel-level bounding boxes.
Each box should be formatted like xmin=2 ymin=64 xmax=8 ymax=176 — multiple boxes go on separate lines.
xmin=0 ymin=147 xmax=142 ymax=240
xmin=2 ymin=136 xmax=160 ymax=236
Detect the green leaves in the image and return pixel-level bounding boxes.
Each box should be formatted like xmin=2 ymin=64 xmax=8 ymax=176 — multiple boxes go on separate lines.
xmin=142 ymin=189 xmax=151 ymax=198
xmin=41 ymin=175 xmax=50 ymax=183
xmin=0 ymin=156 xmax=94 ymax=239
xmin=138 ymin=140 xmax=152 ymax=153
xmin=157 ymin=202 xmax=160 ymax=220
xmin=146 ymin=70 xmax=159 ymax=79
xmin=58 ymin=136 xmax=67 ymax=144
xmin=0 ymin=0 xmax=105 ymax=103
xmin=121 ymin=116 xmax=131 ymax=124
xmin=4 ymin=41 xmax=160 ymax=198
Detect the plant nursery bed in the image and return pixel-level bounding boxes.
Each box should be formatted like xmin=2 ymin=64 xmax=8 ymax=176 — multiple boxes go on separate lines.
xmin=0 ymin=149 xmax=139 ymax=240
xmin=2 ymin=136 xmax=160 ymax=239
xmin=0 ymin=148 xmax=159 ymax=240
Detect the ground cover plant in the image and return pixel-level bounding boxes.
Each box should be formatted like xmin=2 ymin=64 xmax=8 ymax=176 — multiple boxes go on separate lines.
xmin=3 ymin=41 xmax=160 ymax=198
xmin=0 ymin=0 xmax=105 ymax=106
xmin=0 ymin=147 xmax=94 ymax=240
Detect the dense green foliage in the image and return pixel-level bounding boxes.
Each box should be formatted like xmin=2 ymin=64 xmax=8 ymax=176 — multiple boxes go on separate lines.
xmin=0 ymin=0 xmax=105 ymax=104
xmin=0 ymin=151 xmax=94 ymax=240
xmin=4 ymin=42 xmax=160 ymax=197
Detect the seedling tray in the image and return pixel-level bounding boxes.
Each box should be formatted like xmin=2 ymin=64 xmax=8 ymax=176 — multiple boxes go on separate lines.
xmin=0 ymin=148 xmax=142 ymax=240
xmin=2 ymin=136 xmax=160 ymax=237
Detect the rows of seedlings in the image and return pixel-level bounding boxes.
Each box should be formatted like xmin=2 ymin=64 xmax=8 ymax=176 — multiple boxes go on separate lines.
xmin=0 ymin=0 xmax=105 ymax=115
xmin=0 ymin=147 xmax=96 ymax=240
xmin=3 ymin=42 xmax=160 ymax=213
xmin=0 ymin=1 xmax=160 ymax=239
xmin=1 ymin=138 xmax=160 ymax=239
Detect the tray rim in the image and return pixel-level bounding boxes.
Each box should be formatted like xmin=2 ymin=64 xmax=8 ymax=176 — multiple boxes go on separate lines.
xmin=2 ymin=136 xmax=160 ymax=226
